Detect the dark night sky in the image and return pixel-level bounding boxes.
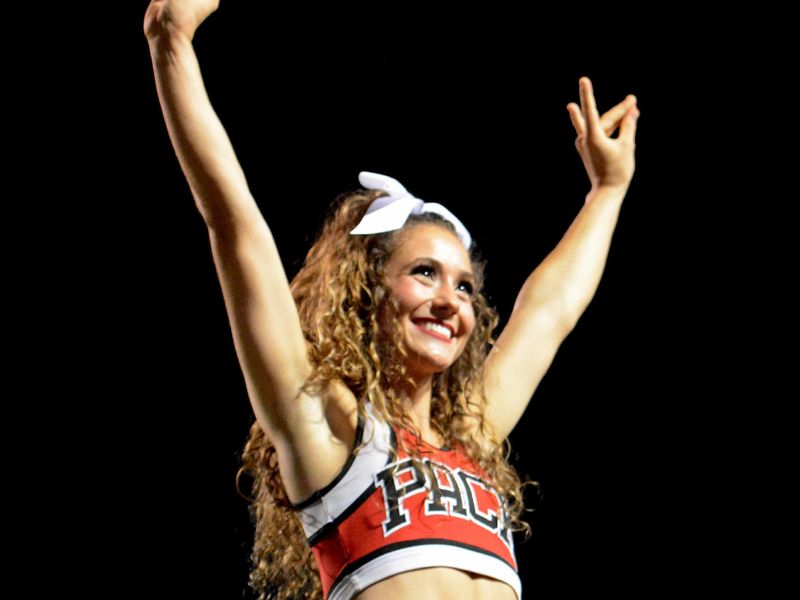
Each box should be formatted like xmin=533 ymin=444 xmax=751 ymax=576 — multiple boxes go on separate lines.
xmin=35 ymin=3 xmax=786 ymax=598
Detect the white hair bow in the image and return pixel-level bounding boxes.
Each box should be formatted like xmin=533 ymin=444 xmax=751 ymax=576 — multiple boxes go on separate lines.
xmin=349 ymin=171 xmax=472 ymax=249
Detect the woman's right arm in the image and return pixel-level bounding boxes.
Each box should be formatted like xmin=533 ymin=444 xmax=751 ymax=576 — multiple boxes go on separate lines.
xmin=145 ymin=1 xmax=315 ymax=445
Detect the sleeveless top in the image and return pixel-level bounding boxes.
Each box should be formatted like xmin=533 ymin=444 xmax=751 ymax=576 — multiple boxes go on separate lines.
xmin=289 ymin=401 xmax=521 ymax=600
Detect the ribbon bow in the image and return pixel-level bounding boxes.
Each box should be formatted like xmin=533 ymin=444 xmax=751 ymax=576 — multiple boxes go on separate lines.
xmin=349 ymin=171 xmax=472 ymax=249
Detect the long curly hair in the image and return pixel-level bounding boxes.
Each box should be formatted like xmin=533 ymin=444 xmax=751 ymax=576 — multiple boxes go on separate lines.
xmin=236 ymin=187 xmax=540 ymax=599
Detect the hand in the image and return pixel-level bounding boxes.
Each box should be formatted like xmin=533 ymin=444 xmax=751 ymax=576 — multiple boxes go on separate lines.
xmin=143 ymin=0 xmax=220 ymax=42
xmin=566 ymin=77 xmax=639 ymax=192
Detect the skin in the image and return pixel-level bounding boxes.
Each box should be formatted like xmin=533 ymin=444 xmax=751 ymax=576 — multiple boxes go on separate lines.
xmin=566 ymin=76 xmax=639 ymax=192
xmin=145 ymin=4 xmax=639 ymax=599
xmin=379 ymin=223 xmax=477 ymax=444
xmin=143 ymin=0 xmax=219 ymax=42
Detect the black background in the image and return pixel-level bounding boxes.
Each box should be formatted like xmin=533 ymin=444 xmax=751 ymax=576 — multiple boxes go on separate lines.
xmin=32 ymin=3 xmax=787 ymax=598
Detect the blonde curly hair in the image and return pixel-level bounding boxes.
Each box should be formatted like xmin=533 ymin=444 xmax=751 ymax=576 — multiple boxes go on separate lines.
xmin=236 ymin=187 xmax=540 ymax=599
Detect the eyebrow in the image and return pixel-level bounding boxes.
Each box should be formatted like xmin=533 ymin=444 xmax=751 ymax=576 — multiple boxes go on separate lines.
xmin=412 ymin=257 xmax=475 ymax=282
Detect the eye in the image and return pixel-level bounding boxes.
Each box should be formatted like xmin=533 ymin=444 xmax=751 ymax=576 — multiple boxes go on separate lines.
xmin=458 ymin=281 xmax=475 ymax=295
xmin=412 ymin=264 xmax=475 ymax=296
xmin=411 ymin=264 xmax=436 ymax=278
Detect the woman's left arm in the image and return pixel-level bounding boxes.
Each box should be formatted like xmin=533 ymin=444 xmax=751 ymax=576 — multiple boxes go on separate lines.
xmin=481 ymin=77 xmax=640 ymax=441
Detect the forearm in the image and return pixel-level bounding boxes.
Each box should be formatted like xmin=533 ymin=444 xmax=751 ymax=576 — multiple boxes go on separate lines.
xmin=513 ymin=186 xmax=628 ymax=327
xmin=148 ymin=32 xmax=255 ymax=226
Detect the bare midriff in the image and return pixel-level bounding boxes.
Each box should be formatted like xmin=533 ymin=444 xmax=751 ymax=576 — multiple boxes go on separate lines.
xmin=352 ymin=566 xmax=517 ymax=600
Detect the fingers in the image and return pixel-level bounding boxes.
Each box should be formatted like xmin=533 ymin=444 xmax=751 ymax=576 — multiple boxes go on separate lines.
xmin=619 ymin=104 xmax=640 ymax=144
xmin=579 ymin=77 xmax=600 ymax=136
xmin=568 ymin=78 xmax=639 ymax=140
xmin=566 ymin=102 xmax=585 ymax=137
xmin=600 ymin=94 xmax=637 ymax=134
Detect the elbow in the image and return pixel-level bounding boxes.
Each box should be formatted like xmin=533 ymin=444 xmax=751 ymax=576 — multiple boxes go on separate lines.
xmin=548 ymin=293 xmax=582 ymax=336
xmin=557 ymin=282 xmax=601 ymax=333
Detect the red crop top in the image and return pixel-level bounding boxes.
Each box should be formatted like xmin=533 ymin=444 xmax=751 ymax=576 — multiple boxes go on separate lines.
xmin=290 ymin=401 xmax=521 ymax=600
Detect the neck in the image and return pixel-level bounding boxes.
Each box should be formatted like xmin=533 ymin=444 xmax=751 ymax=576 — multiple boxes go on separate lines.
xmin=390 ymin=374 xmax=441 ymax=442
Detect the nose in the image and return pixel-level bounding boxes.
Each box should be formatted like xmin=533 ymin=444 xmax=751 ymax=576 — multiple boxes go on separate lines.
xmin=431 ymin=284 xmax=459 ymax=315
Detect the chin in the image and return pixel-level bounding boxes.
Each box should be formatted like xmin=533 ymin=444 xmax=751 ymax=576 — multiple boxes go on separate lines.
xmin=406 ymin=351 xmax=460 ymax=377
xmin=400 ymin=325 xmax=466 ymax=376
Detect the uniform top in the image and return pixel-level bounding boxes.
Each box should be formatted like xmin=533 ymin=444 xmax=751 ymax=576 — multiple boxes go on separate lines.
xmin=290 ymin=400 xmax=521 ymax=600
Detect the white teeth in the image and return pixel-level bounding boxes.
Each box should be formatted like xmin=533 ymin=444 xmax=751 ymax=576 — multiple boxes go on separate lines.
xmin=418 ymin=322 xmax=452 ymax=338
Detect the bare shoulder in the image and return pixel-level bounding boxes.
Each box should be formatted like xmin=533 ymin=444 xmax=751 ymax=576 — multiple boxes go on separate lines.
xmin=274 ymin=377 xmax=361 ymax=505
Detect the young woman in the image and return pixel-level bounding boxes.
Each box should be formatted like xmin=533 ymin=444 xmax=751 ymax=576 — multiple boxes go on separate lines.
xmin=144 ymin=2 xmax=639 ymax=598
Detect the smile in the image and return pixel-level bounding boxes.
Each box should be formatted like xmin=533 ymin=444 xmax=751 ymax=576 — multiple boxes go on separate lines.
xmin=413 ymin=321 xmax=453 ymax=342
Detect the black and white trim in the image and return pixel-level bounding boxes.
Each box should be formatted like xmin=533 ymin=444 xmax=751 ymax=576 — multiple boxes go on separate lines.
xmin=327 ymin=541 xmax=521 ymax=600
xmin=290 ymin=402 xmax=393 ymax=539
xmin=290 ymin=402 xmax=521 ymax=599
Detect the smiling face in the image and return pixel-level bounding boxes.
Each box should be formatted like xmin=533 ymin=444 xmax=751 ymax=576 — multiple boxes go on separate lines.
xmin=380 ymin=223 xmax=477 ymax=378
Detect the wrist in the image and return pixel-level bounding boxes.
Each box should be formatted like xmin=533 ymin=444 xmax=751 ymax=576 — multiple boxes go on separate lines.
xmin=147 ymin=27 xmax=194 ymax=54
xmin=585 ymin=185 xmax=628 ymax=207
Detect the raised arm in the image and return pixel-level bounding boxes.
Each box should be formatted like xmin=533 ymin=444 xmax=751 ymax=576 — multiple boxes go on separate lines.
xmin=144 ymin=1 xmax=314 ymax=445
xmin=481 ymin=77 xmax=640 ymax=441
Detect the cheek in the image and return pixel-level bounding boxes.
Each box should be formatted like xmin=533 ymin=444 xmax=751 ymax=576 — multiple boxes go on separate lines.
xmin=391 ymin=280 xmax=425 ymax=311
xmin=457 ymin=304 xmax=477 ymax=339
